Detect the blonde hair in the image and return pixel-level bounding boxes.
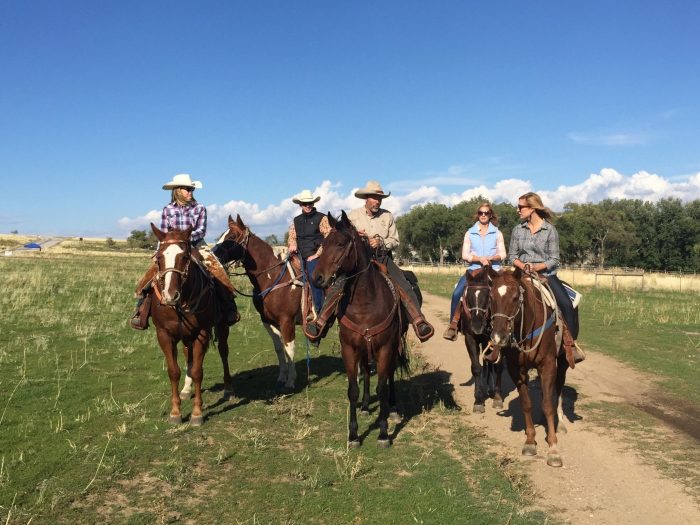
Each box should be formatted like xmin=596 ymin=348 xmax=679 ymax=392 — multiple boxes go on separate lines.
xmin=519 ymin=192 xmax=553 ymax=220
xmin=472 ymin=202 xmax=499 ymax=226
xmin=171 ymin=188 xmax=197 ymax=206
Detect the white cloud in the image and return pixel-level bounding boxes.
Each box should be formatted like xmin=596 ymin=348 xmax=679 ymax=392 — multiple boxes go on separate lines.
xmin=567 ymin=131 xmax=648 ymax=146
xmin=117 ymin=170 xmax=700 ymax=238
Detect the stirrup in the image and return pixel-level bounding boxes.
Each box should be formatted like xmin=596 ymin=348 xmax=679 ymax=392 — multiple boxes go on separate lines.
xmin=573 ymin=342 xmax=586 ymax=363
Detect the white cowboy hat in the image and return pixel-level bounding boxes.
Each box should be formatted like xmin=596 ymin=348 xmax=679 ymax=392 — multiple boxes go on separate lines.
xmin=292 ymin=189 xmax=321 ymax=205
xmin=354 ymin=180 xmax=391 ymax=199
xmin=162 ymin=173 xmax=203 ymax=190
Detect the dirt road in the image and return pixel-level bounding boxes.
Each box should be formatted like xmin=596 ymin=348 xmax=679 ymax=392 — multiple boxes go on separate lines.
xmin=416 ymin=292 xmax=699 ymax=525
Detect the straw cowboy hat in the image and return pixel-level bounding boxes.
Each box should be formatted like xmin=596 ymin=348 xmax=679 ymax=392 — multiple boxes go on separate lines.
xmin=354 ymin=180 xmax=391 ymax=199
xmin=292 ymin=189 xmax=321 ymax=205
xmin=162 ymin=173 xmax=203 ymax=190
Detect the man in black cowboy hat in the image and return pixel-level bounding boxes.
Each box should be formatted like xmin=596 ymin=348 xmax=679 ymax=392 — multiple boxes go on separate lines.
xmin=304 ymin=180 xmax=434 ymax=343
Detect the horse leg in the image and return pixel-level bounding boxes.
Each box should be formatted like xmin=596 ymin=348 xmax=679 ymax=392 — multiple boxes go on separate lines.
xmin=360 ymin=360 xmax=371 ymax=415
xmin=179 ymin=344 xmax=193 ymax=401
xmin=507 ymin=355 xmax=537 ymax=456
xmin=466 ymin=334 xmax=486 ymax=413
xmin=540 ymin=357 xmax=563 ymax=467
xmin=493 ymin=360 xmax=504 ymax=409
xmin=279 ymin=319 xmax=297 ymax=390
xmin=555 ymin=352 xmax=569 ymax=434
xmin=264 ymin=323 xmax=289 ymax=393
xmin=157 ymin=330 xmax=182 ymax=424
xmin=189 ymin=331 xmax=209 ymax=426
xmin=375 ymin=346 xmax=392 ymax=448
xmin=342 ymin=344 xmax=361 ymax=447
xmin=388 ymin=369 xmax=402 ymax=424
xmin=216 ymin=323 xmax=234 ymax=399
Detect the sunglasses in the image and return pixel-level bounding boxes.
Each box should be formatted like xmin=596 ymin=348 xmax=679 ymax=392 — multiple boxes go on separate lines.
xmin=517 ymin=205 xmax=530 ymax=211
xmin=478 ymin=210 xmax=491 ymax=216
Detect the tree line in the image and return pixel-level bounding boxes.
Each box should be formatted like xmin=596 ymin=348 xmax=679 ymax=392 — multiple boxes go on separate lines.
xmin=396 ymin=197 xmax=700 ymax=272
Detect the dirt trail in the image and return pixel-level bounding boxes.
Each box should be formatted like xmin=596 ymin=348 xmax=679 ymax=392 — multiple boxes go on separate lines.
xmin=415 ymin=292 xmax=700 ymax=525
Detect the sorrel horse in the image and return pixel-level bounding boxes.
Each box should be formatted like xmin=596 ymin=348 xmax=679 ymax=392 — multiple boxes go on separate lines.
xmin=149 ymin=224 xmax=232 ymax=426
xmin=487 ymin=267 xmax=568 ymax=467
xmin=313 ymin=211 xmax=406 ymax=448
xmin=459 ymin=268 xmax=504 ymax=413
xmin=212 ymin=214 xmax=303 ymax=392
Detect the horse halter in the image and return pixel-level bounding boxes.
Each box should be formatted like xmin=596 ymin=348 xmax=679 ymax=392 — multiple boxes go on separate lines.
xmin=463 ymin=284 xmax=491 ymax=321
xmin=155 ymin=238 xmax=193 ymax=301
xmin=490 ymin=285 xmax=524 ymax=345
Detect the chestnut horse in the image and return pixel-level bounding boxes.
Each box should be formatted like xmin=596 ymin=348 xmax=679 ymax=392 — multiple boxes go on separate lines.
xmin=459 ymin=268 xmax=504 ymax=413
xmin=487 ymin=267 xmax=568 ymax=467
xmin=213 ymin=214 xmax=303 ymax=392
xmin=313 ymin=211 xmax=406 ymax=448
xmin=149 ymin=224 xmax=232 ymax=426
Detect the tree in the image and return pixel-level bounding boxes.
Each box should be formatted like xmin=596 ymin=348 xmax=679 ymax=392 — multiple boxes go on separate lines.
xmin=105 ymin=237 xmax=117 ymax=249
xmin=127 ymin=229 xmax=158 ymax=250
xmin=265 ymin=234 xmax=281 ymax=246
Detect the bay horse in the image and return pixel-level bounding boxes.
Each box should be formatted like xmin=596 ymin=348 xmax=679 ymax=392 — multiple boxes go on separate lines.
xmin=487 ymin=267 xmax=568 ymax=467
xmin=313 ymin=211 xmax=406 ymax=448
xmin=149 ymin=224 xmax=232 ymax=426
xmin=212 ymin=214 xmax=303 ymax=393
xmin=459 ymin=268 xmax=504 ymax=413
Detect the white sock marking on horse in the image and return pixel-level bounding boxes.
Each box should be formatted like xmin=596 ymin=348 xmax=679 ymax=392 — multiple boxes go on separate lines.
xmin=181 ymin=373 xmax=193 ymax=396
xmin=284 ymin=340 xmax=296 ymax=387
xmin=264 ymin=324 xmax=288 ymax=383
xmin=497 ymin=284 xmax=508 ymax=297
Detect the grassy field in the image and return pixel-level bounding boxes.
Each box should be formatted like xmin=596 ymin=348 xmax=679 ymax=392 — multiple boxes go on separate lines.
xmin=416 ymin=272 xmax=700 ymax=406
xmin=0 ymin=255 xmax=548 ymax=525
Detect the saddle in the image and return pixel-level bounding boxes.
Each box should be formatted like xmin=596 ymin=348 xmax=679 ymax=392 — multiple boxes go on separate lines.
xmin=528 ymin=277 xmax=563 ymax=354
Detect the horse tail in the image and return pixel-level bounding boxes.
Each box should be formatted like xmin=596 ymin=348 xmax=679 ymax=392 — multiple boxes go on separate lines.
xmin=396 ymin=333 xmax=411 ymax=377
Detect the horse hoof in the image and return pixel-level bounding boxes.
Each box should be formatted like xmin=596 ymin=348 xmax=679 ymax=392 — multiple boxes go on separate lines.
xmin=168 ymin=415 xmax=182 ymax=425
xmin=547 ymin=452 xmax=563 ymax=467
xmin=190 ymin=415 xmax=204 ymax=426
xmin=389 ymin=411 xmax=403 ymax=424
xmin=348 ymin=439 xmax=361 ymax=449
xmin=360 ymin=409 xmax=370 ymax=416
xmin=558 ymin=422 xmax=568 ymax=434
xmin=473 ymin=403 xmax=485 ymax=414
xmin=492 ymin=399 xmax=503 ymax=409
xmin=223 ymin=389 xmax=235 ymax=400
xmin=377 ymin=439 xmax=391 ymax=448
xmin=521 ymin=444 xmax=537 ymax=456
xmin=179 ymin=392 xmax=192 ymax=401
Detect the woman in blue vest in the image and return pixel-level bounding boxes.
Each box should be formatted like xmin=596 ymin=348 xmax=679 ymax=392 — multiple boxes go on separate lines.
xmin=443 ymin=202 xmax=506 ymax=341
xmin=287 ymin=189 xmax=331 ymax=316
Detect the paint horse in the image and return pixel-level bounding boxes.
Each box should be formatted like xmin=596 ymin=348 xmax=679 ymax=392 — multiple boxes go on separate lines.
xmin=313 ymin=211 xmax=407 ymax=448
xmin=459 ymin=268 xmax=504 ymax=413
xmin=487 ymin=267 xmax=568 ymax=467
xmin=213 ymin=214 xmax=304 ymax=392
xmin=149 ymin=224 xmax=232 ymax=426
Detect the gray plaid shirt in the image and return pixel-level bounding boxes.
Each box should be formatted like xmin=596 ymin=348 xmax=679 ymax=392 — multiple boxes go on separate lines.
xmin=507 ymin=220 xmax=560 ymax=276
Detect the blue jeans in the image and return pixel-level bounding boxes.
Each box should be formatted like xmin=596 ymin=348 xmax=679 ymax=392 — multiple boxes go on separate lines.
xmin=547 ymin=274 xmax=579 ymax=339
xmin=450 ymin=274 xmax=467 ymax=321
xmin=303 ymin=257 xmax=325 ymax=313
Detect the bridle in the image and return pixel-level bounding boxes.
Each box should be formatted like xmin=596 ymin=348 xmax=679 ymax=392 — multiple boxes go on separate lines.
xmin=324 ymin=227 xmax=368 ymax=284
xmin=463 ymin=283 xmax=491 ymax=321
xmin=490 ymin=284 xmax=525 ymax=348
xmin=155 ymin=238 xmax=192 ymax=300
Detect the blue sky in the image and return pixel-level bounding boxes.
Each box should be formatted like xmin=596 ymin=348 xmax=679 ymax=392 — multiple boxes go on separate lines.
xmin=2 ymin=0 xmax=699 ymax=239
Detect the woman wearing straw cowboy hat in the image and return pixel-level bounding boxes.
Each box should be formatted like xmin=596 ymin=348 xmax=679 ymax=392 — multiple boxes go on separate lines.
xmin=129 ymin=173 xmax=239 ymax=330
xmin=304 ymin=180 xmax=434 ymax=343
xmin=287 ymin=189 xmax=331 ymax=317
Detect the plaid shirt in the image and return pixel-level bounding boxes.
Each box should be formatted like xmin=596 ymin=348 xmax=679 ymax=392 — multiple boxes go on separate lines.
xmin=160 ymin=202 xmax=207 ymax=245
xmin=507 ymin=220 xmax=560 ymax=276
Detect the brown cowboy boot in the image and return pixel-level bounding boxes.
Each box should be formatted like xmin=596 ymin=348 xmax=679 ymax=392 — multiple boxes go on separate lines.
xmin=562 ymin=322 xmax=585 ymax=369
xmin=304 ymin=281 xmax=344 ymax=342
xmin=442 ymin=308 xmax=461 ymax=341
xmin=394 ymin=285 xmax=434 ymax=342
xmin=130 ymin=291 xmax=152 ymax=330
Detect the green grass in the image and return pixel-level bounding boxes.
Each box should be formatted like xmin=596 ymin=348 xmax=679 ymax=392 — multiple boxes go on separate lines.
xmin=414 ymin=272 xmax=700 ymax=406
xmin=0 ymin=256 xmax=549 ymax=524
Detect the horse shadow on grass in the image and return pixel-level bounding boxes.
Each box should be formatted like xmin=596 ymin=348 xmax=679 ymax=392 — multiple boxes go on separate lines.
xmin=202 ymin=353 xmax=346 ymax=422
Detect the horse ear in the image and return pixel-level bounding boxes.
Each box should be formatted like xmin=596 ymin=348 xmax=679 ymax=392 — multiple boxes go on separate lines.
xmin=485 ymin=266 xmax=496 ymax=283
xmin=327 ymin=212 xmax=337 ymax=228
xmin=228 ymin=215 xmax=235 ymax=229
xmin=513 ymin=267 xmax=523 ymax=280
xmin=151 ymin=223 xmax=166 ymax=242
xmin=184 ymin=225 xmax=194 ymax=238
xmin=236 ymin=214 xmax=245 ymax=228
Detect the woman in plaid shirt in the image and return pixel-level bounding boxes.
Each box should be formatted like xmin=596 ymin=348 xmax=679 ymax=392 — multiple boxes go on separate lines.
xmin=129 ymin=174 xmax=239 ymax=330
xmin=508 ymin=192 xmax=584 ymax=368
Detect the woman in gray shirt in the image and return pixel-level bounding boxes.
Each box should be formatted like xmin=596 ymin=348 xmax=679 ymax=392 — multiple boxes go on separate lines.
xmin=508 ymin=192 xmax=584 ymax=368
